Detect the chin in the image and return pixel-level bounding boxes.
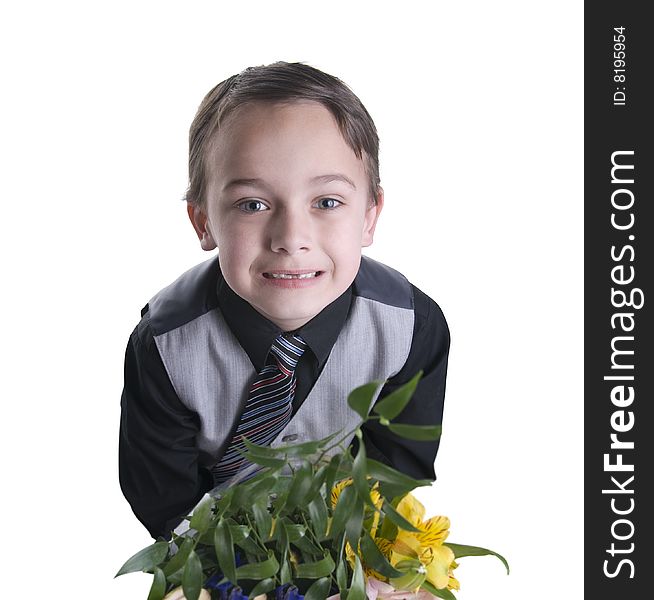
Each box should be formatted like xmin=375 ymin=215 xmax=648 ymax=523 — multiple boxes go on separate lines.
xmin=256 ymin=298 xmax=325 ymax=328
xmin=268 ymin=307 xmax=319 ymax=328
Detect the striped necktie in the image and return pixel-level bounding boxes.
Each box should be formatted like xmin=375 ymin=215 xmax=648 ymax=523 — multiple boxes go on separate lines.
xmin=211 ymin=333 xmax=308 ymax=484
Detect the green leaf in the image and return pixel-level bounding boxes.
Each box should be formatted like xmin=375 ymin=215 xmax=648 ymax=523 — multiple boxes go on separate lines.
xmin=304 ymin=577 xmax=332 ymax=600
xmin=330 ymin=483 xmax=357 ymax=538
xmin=351 ymin=441 xmax=376 ymax=509
xmin=277 ymin=517 xmax=290 ymax=574
xmin=284 ymin=522 xmax=307 ymax=544
xmin=244 ymin=454 xmax=288 ymax=469
xmin=323 ymin=454 xmax=343 ymax=498
xmin=272 ymin=490 xmax=289 ymax=517
xmin=273 ymin=439 xmax=322 ymax=456
xmin=286 ymin=461 xmax=313 ymax=508
xmin=248 ymin=578 xmax=276 ymax=599
xmin=359 ymin=532 xmax=402 ymax=578
xmin=336 ymin=558 xmax=347 ymax=595
xmin=390 ymin=558 xmax=426 ymax=591
xmin=366 ymin=459 xmax=429 ymax=490
xmin=236 ymin=551 xmax=280 ymax=579
xmin=280 ymin=519 xmax=316 ymax=553
xmin=372 ymin=372 xmax=422 ymax=420
xmin=387 ymin=423 xmax=442 ymax=441
xmin=242 ymin=465 xmax=282 ymax=486
xmin=348 ymin=555 xmax=366 ymax=600
xmin=229 ymin=525 xmax=267 ymax=557
xmin=446 ymin=542 xmax=510 ymax=574
xmin=246 ymin=432 xmax=339 ymax=458
xmin=347 ymin=381 xmax=382 ymax=420
xmin=379 ymin=481 xmax=415 ymax=502
xmin=308 ymin=495 xmax=328 ymax=540
xmin=304 ymin=464 xmax=329 ymax=504
xmin=345 ymin=496 xmax=364 ymax=550
xmin=293 ymin=534 xmax=321 ymax=555
xmin=231 ymin=483 xmax=256 ymax=509
xmin=182 ymin=550 xmax=203 ymax=600
xmin=280 ymin=558 xmax=292 ymax=585
xmin=197 ymin=525 xmax=217 ymax=546
xmin=293 ymin=551 xmax=336 ymax=579
xmin=189 ymin=493 xmax=214 ymax=534
xmin=243 ymin=437 xmax=284 ymax=457
xmin=382 ymin=500 xmax=422 ymax=533
xmin=421 ymin=580 xmax=457 ymax=600
xmin=163 ymin=537 xmax=195 ymax=577
xmin=378 ymin=513 xmax=398 ymax=540
xmin=245 ymin=475 xmax=279 ymax=501
xmin=228 ymin=524 xmax=250 ymax=544
xmin=166 ymin=570 xmax=183 ymax=585
xmin=217 ymin=489 xmax=233 ymax=514
xmin=252 ymin=500 xmax=273 ymax=540
xmin=116 ymin=541 xmax=169 ymax=576
xmin=215 ymin=518 xmax=237 ymax=583
xmin=146 ymin=567 xmax=166 ymax=600
xmin=315 ymin=430 xmax=343 ymax=449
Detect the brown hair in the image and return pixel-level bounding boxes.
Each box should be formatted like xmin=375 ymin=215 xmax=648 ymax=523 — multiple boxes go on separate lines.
xmin=184 ymin=61 xmax=380 ymax=208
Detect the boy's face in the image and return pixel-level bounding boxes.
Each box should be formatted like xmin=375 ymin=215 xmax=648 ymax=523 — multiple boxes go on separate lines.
xmin=188 ymin=101 xmax=383 ymax=332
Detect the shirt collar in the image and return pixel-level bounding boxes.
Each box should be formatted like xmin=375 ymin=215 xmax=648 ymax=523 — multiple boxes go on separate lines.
xmin=217 ymin=269 xmax=352 ymax=372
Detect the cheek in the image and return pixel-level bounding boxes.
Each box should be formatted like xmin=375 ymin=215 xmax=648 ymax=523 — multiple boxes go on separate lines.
xmin=322 ymin=224 xmax=365 ymax=273
xmin=217 ymin=217 xmax=261 ymax=252
xmin=216 ymin=231 xmax=258 ymax=275
xmin=323 ymin=216 xmax=366 ymax=249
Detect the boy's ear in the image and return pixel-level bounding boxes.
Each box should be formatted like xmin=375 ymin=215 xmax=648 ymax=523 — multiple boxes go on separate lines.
xmin=187 ymin=203 xmax=217 ymax=251
xmin=361 ymin=187 xmax=384 ymax=248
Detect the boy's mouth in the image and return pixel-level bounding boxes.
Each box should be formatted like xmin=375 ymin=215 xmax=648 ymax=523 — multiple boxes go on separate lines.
xmin=262 ymin=270 xmax=322 ymax=280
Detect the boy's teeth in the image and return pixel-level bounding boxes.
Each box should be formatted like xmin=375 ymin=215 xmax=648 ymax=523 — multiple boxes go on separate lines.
xmin=268 ymin=272 xmax=318 ymax=279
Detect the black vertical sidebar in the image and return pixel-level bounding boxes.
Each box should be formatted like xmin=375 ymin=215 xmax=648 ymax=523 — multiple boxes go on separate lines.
xmin=585 ymin=2 xmax=653 ymax=597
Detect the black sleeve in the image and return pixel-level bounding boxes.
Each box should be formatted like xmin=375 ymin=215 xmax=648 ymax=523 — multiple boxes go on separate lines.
xmin=118 ymin=309 xmax=214 ymax=540
xmin=360 ymin=285 xmax=450 ymax=480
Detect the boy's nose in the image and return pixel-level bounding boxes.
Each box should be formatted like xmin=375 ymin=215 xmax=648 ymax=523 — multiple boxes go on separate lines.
xmin=269 ymin=209 xmax=312 ymax=255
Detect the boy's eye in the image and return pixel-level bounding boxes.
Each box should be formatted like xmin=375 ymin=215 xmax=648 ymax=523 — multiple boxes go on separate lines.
xmin=314 ymin=197 xmax=342 ymax=210
xmin=238 ymin=199 xmax=269 ymax=213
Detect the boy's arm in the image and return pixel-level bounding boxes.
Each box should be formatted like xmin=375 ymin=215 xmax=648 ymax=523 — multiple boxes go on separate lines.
xmin=119 ymin=314 xmax=214 ymax=540
xmin=360 ymin=286 xmax=450 ymax=480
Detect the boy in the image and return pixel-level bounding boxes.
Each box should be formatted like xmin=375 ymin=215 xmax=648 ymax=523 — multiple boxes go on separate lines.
xmin=119 ymin=62 xmax=450 ymax=540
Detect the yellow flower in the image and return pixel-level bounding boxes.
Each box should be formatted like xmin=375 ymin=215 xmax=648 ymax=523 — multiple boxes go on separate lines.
xmin=448 ymin=560 xmax=460 ymax=591
xmin=389 ymin=494 xmax=457 ymax=591
xmin=330 ymin=478 xmax=385 ymax=577
xmin=395 ymin=494 xmax=426 ymax=527
xmin=330 ymin=478 xmax=383 ymax=513
xmin=330 ymin=478 xmax=351 ymax=508
xmin=420 ymin=544 xmax=455 ymax=590
xmin=330 ymin=485 xmax=457 ymax=591
xmin=330 ymin=478 xmax=384 ymax=539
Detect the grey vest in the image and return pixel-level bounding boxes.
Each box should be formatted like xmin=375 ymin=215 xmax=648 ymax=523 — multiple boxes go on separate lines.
xmin=148 ymin=256 xmax=415 ymax=468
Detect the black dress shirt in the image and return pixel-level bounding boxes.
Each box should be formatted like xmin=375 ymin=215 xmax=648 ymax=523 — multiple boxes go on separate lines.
xmin=119 ymin=268 xmax=449 ymax=539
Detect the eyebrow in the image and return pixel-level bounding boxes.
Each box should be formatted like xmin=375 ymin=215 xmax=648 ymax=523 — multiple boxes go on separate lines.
xmin=311 ymin=174 xmax=357 ymax=190
xmin=222 ymin=173 xmax=357 ymax=192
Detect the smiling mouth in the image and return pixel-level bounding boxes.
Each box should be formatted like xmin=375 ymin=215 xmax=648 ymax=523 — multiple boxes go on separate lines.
xmin=262 ymin=271 xmax=323 ymax=280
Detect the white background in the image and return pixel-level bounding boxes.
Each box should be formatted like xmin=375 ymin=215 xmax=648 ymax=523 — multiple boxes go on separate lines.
xmin=1 ymin=1 xmax=583 ymax=598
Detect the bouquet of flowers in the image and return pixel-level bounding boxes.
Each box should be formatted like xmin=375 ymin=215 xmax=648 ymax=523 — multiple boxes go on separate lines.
xmin=117 ymin=374 xmax=508 ymax=600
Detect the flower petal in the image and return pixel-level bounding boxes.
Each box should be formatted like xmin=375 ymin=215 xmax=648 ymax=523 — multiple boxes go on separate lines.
xmin=395 ymin=495 xmax=426 ymax=527
xmin=424 ymin=545 xmax=455 ymax=590
xmin=330 ymin=478 xmax=353 ymax=508
xmin=416 ymin=516 xmax=450 ymax=546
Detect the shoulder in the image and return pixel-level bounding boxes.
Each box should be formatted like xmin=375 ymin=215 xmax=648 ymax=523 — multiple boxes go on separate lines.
xmin=386 ymin=281 xmax=450 ymax=384
xmin=354 ymin=257 xmax=449 ymax=347
xmin=352 ymin=256 xmax=414 ymax=309
xmin=411 ymin=284 xmax=449 ymax=342
xmin=140 ymin=256 xmax=221 ymax=336
xmin=353 ymin=257 xmax=448 ymax=327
